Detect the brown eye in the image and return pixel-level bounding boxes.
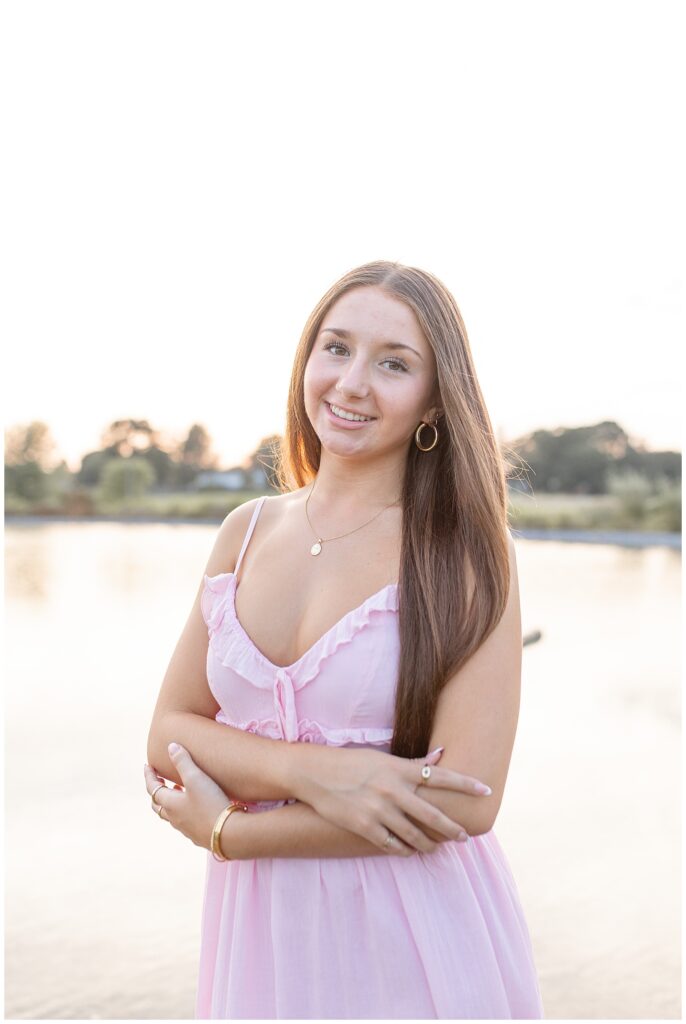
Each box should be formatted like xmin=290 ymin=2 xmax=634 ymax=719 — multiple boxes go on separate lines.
xmin=382 ymin=358 xmax=409 ymax=373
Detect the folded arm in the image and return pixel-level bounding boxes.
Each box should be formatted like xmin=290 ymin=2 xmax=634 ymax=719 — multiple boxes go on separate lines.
xmin=217 ymin=792 xmax=454 ymax=860
xmin=149 ymin=707 xmax=302 ymax=803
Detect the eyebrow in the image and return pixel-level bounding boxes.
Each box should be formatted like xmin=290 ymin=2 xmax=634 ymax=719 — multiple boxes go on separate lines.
xmin=319 ymin=327 xmax=424 ymax=361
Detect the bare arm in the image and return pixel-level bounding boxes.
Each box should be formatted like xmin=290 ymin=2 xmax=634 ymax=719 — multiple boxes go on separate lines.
xmin=146 ymin=499 xmax=306 ymax=798
xmin=152 ymin=714 xmax=488 ymax=856
xmin=218 ymin=787 xmax=472 ymax=861
xmin=419 ymin=530 xmax=523 ymax=837
xmin=149 ymin=710 xmax=309 ymax=802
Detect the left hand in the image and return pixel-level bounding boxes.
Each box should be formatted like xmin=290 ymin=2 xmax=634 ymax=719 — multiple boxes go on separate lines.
xmin=144 ymin=743 xmax=235 ymax=852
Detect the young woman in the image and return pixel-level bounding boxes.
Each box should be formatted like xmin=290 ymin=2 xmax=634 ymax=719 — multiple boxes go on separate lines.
xmin=144 ymin=260 xmax=544 ymax=1019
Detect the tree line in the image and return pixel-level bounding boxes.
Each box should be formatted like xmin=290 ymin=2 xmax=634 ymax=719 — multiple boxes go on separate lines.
xmin=4 ymin=417 xmax=681 ymax=526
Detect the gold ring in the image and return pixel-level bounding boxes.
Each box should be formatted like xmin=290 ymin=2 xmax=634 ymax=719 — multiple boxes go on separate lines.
xmin=151 ymin=783 xmax=166 ymax=805
xmin=421 ymin=764 xmax=432 ymax=781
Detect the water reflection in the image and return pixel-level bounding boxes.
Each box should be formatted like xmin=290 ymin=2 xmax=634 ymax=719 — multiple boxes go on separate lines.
xmin=4 ymin=523 xmax=681 ymax=1019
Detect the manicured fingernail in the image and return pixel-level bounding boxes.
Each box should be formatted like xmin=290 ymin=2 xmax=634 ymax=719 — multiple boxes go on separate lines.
xmin=428 ymin=746 xmax=445 ymax=757
xmin=168 ymin=742 xmax=181 ymax=755
xmin=475 ymin=783 xmax=492 ymax=795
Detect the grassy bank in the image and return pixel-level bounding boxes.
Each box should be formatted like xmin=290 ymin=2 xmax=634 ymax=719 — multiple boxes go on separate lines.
xmin=4 ymin=487 xmax=681 ymax=533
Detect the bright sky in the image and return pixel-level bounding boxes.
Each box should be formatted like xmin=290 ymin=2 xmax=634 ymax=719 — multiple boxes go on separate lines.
xmin=3 ymin=0 xmax=683 ymax=472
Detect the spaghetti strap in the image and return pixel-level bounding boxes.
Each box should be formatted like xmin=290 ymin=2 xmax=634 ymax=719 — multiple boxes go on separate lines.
xmin=234 ymin=495 xmax=268 ymax=580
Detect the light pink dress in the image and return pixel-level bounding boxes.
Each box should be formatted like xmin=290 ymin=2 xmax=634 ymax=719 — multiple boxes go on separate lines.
xmin=195 ymin=496 xmax=544 ymax=1019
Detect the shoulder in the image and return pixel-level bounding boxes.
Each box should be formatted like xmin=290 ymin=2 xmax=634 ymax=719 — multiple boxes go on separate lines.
xmin=208 ymin=491 xmax=300 ymax=575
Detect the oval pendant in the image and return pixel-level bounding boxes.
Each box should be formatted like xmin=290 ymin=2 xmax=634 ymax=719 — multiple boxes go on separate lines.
xmin=310 ymin=540 xmax=322 ymax=556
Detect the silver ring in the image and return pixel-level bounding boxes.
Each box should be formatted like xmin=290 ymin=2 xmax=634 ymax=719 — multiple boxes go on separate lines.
xmin=421 ymin=764 xmax=432 ymax=781
xmin=151 ymin=783 xmax=166 ymax=805
xmin=383 ymin=831 xmax=397 ymax=849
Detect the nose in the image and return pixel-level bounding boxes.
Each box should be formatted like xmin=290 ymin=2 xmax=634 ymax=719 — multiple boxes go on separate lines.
xmin=335 ymin=355 xmax=371 ymax=400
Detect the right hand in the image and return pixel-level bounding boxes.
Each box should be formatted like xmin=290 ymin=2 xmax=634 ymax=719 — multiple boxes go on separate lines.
xmin=293 ymin=744 xmax=490 ymax=856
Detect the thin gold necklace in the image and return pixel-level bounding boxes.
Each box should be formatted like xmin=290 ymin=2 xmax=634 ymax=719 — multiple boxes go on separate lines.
xmin=304 ymin=479 xmax=401 ymax=556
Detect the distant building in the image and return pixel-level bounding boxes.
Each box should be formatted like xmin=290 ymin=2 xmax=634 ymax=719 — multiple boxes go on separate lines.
xmin=192 ymin=468 xmax=248 ymax=491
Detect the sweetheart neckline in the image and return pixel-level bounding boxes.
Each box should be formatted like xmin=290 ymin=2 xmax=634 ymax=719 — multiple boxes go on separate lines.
xmin=217 ymin=571 xmax=398 ymax=673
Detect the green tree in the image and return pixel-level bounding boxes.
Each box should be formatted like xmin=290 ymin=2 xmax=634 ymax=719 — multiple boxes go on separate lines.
xmin=4 ymin=461 xmax=48 ymax=501
xmin=4 ymin=421 xmax=60 ymax=501
xmin=78 ymin=419 xmax=179 ymax=488
xmin=607 ymin=469 xmax=682 ymax=531
xmin=646 ymin=475 xmax=682 ymax=531
xmin=100 ymin=419 xmax=160 ymax=456
xmin=173 ymin=423 xmax=219 ymax=487
xmin=510 ymin=420 xmax=680 ymax=495
xmin=99 ymin=456 xmax=156 ymax=505
xmin=77 ymin=450 xmax=112 ymax=486
xmin=606 ymin=468 xmax=653 ymax=523
xmin=179 ymin=424 xmax=216 ymax=467
xmin=5 ymin=421 xmax=58 ymax=469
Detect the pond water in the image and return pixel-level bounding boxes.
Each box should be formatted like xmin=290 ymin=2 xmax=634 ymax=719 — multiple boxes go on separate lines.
xmin=4 ymin=522 xmax=681 ymax=1019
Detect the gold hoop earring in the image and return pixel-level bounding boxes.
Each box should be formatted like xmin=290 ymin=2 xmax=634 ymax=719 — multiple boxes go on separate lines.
xmin=415 ymin=421 xmax=438 ymax=451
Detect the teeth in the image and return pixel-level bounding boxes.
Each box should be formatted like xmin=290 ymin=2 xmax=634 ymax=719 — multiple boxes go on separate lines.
xmin=329 ymin=403 xmax=373 ymax=422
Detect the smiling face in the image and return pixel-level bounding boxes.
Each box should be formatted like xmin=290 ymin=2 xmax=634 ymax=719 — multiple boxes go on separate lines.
xmin=303 ymin=285 xmax=442 ymax=458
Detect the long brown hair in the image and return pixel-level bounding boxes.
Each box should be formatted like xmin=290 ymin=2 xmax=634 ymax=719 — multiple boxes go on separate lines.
xmin=274 ymin=260 xmax=513 ymax=759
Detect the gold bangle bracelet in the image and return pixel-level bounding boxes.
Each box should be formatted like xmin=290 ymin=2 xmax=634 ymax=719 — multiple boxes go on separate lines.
xmin=211 ymin=802 xmax=249 ymax=862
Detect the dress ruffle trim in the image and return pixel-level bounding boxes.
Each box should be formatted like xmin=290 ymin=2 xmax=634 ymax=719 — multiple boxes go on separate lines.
xmin=202 ymin=571 xmax=399 ymax=688
xmin=201 ymin=571 xmax=234 ymax=631
xmin=216 ymin=710 xmax=394 ymax=747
